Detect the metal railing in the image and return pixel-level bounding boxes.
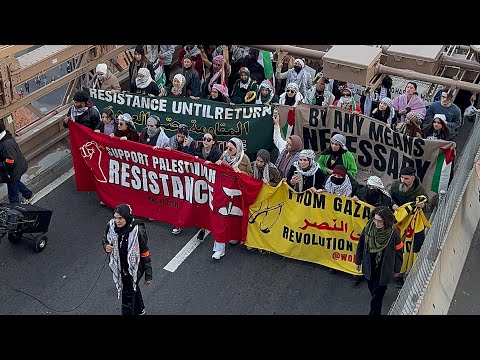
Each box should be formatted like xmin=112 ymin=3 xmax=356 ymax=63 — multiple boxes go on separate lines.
xmin=388 ymin=112 xmax=480 ymax=314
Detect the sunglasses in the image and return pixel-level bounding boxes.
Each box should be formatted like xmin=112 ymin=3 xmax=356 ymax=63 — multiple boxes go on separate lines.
xmin=286 ymin=90 xmax=296 ymax=94
xmin=203 ymin=137 xmax=213 ymax=142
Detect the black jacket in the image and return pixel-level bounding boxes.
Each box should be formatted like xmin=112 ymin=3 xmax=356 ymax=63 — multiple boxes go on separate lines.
xmin=355 ymin=185 xmax=393 ymax=208
xmin=286 ymin=166 xmax=325 ymax=191
xmin=194 ymin=143 xmax=222 ymax=162
xmin=64 ymin=102 xmax=100 ymax=130
xmin=102 ymin=219 xmax=152 ymax=281
xmin=355 ymin=227 xmax=403 ymax=286
xmin=0 ymin=131 xmax=28 ymax=182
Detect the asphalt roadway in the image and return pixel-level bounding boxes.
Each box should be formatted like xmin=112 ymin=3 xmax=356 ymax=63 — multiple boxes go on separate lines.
xmin=0 ymin=174 xmax=399 ymax=316
xmin=0 ymin=117 xmax=476 ymax=316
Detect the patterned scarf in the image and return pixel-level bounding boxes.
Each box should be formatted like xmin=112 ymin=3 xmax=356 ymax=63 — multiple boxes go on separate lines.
xmin=324 ymin=174 xmax=353 ymax=197
xmin=221 ymin=137 xmax=244 ymax=168
xmin=135 ymin=68 xmax=154 ymax=89
xmin=252 ymin=149 xmax=274 ymax=183
xmin=106 ymin=219 xmax=140 ymax=299
xmin=364 ymin=218 xmax=394 ymax=266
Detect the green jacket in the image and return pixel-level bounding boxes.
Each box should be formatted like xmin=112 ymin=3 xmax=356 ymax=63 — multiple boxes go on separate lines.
xmin=390 ymin=177 xmax=431 ymax=213
xmin=317 ymin=151 xmax=358 ymax=179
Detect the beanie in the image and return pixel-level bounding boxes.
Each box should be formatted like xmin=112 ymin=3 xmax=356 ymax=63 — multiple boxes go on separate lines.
xmin=96 ymin=63 xmax=108 ymax=75
xmin=134 ymin=45 xmax=145 ymax=55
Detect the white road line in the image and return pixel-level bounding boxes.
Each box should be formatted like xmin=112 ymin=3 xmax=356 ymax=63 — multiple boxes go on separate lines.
xmin=31 ymin=168 xmax=75 ymax=204
xmin=163 ymin=229 xmax=210 ymax=273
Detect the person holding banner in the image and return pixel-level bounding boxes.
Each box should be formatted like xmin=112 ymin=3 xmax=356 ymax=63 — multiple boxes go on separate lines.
xmin=207 ymin=83 xmax=230 ymax=103
xmin=131 ymin=67 xmax=160 ymax=97
xmin=164 ymin=124 xmax=196 ymax=235
xmin=286 ymin=149 xmax=325 ymax=193
xmin=140 ymin=115 xmax=169 ymax=148
xmin=332 ymin=84 xmax=362 ymax=114
xmin=317 ymin=133 xmax=357 ymax=179
xmin=371 ymin=97 xmax=395 ymax=127
xmin=251 ymin=149 xmax=281 ymax=186
xmin=110 ymin=113 xmax=139 ymax=142
xmin=196 ymin=131 xmax=222 ymax=241
xmin=323 ymin=164 xmax=357 ymax=197
xmin=272 ymin=113 xmax=304 ymax=177
xmin=422 ymin=114 xmax=457 ymax=142
xmin=102 ymin=204 xmax=152 ymax=315
xmin=306 ymin=76 xmax=335 ymax=107
xmin=64 ymin=90 xmax=101 ymax=131
xmin=95 ymin=107 xmax=117 ymax=136
xmin=256 ymin=80 xmax=278 ymax=106
xmin=213 ymin=137 xmax=253 ymax=254
xmin=129 ymin=46 xmax=155 ymax=93
xmin=355 ymin=206 xmax=403 ymax=316
xmin=390 ymin=166 xmax=431 ymax=288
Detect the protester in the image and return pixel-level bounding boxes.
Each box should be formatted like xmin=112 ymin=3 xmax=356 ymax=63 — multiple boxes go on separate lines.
xmin=392 ymin=81 xmax=426 ymax=124
xmin=110 ymin=113 xmax=139 ymax=142
xmin=64 ymin=90 xmax=101 ymax=130
xmin=102 ymin=204 xmax=152 ymax=315
xmin=317 ymin=133 xmax=357 ymax=179
xmin=323 ymin=164 xmax=357 ymax=197
xmin=90 ymin=63 xmax=121 ymax=93
xmin=131 ymin=67 xmax=160 ymax=96
xmin=0 ymin=118 xmax=34 ymax=204
xmin=286 ymin=149 xmax=325 ymax=192
xmin=129 ymin=45 xmax=155 ymax=93
xmin=139 ymin=115 xmax=168 ymax=147
xmin=251 ymin=149 xmax=281 ymax=186
xmin=195 ymin=131 xmax=223 ymax=241
xmin=213 ymin=137 xmax=253 ymax=257
xmin=390 ymin=166 xmax=431 ymax=288
xmin=95 ymin=107 xmax=117 ymax=136
xmin=355 ymin=206 xmax=403 ymax=315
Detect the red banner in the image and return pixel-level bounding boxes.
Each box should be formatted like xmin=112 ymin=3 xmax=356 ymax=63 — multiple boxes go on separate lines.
xmin=68 ymin=121 xmax=263 ymax=242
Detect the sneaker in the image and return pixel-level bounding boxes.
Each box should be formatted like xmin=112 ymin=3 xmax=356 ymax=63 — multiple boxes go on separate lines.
xmin=212 ymin=250 xmax=225 ymax=260
xmin=229 ymin=240 xmax=239 ymax=245
xmin=197 ymin=229 xmax=205 ymax=241
xmin=172 ymin=227 xmax=182 ymax=235
xmin=99 ymin=201 xmax=105 ymax=206
xmin=246 ymin=246 xmax=254 ymax=251
xmin=21 ymin=193 xmax=34 ymax=205
xmin=395 ymin=277 xmax=404 ymax=289
xmin=138 ymin=309 xmax=146 ymax=315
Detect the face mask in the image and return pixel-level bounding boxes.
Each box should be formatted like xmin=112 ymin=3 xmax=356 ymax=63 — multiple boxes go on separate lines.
xmin=342 ymin=95 xmax=351 ymax=101
xmin=331 ymin=176 xmax=344 ymax=185
xmin=294 ymin=66 xmax=302 ymax=73
xmin=97 ymin=75 xmax=105 ymax=81
xmin=366 ymin=188 xmax=379 ymax=197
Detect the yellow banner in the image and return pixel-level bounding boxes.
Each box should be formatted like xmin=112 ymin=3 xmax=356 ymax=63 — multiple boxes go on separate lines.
xmin=246 ymin=181 xmax=373 ymax=275
xmin=394 ymin=200 xmax=431 ymax=273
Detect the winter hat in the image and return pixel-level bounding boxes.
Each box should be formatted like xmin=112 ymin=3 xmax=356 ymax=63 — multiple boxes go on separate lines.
xmin=330 ymin=133 xmax=347 ymax=150
xmin=134 ymin=45 xmax=145 ymax=55
xmin=73 ymin=90 xmax=89 ymax=103
xmin=96 ymin=63 xmax=108 ymax=75
xmin=433 ymin=113 xmax=447 ymax=127
xmin=400 ymin=166 xmax=416 ymax=176
xmin=332 ymin=164 xmax=347 ymax=178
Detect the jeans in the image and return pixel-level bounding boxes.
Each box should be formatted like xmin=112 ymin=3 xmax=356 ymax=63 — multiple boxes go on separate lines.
xmin=7 ymin=180 xmax=33 ymax=204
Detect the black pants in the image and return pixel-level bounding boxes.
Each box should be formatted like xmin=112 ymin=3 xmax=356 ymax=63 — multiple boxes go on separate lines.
xmin=121 ymin=273 xmax=145 ymax=316
xmin=413 ymin=230 xmax=425 ymax=253
xmin=367 ymin=267 xmax=388 ymax=316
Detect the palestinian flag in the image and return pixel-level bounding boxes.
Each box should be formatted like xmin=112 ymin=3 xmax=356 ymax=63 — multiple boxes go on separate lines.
xmin=431 ymin=146 xmax=456 ymax=193
xmin=257 ymin=50 xmax=274 ymax=86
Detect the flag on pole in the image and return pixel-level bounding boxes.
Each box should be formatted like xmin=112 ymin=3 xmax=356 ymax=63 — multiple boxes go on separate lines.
xmin=258 ymin=50 xmax=274 ymax=87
